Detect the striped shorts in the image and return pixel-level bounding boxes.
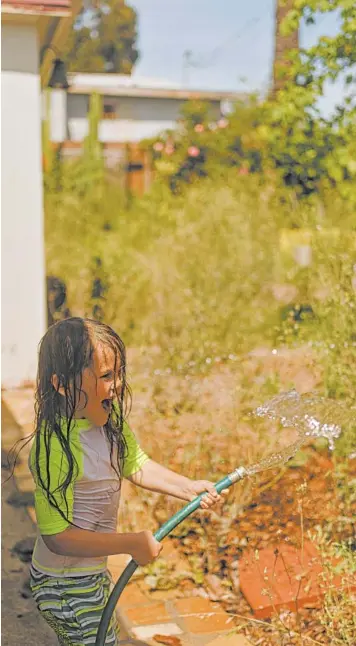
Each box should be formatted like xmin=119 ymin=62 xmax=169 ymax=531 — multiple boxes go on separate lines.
xmin=30 ymin=565 xmax=120 ymax=645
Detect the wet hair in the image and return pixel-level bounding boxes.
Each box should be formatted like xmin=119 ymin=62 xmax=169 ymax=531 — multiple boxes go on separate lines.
xmin=32 ymin=317 xmax=131 ymax=525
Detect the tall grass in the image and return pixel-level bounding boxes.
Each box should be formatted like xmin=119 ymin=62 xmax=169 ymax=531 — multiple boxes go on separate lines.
xmin=45 ymin=171 xmax=355 ymax=371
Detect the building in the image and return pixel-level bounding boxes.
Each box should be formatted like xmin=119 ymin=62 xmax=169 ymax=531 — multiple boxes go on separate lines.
xmin=47 ymin=73 xmax=244 ymax=144
xmin=1 ymin=0 xmax=81 ymax=387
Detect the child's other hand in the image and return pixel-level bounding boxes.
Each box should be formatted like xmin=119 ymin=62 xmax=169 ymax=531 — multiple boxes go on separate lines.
xmin=184 ymin=480 xmax=228 ymax=509
xmin=131 ymin=530 xmax=162 ymax=566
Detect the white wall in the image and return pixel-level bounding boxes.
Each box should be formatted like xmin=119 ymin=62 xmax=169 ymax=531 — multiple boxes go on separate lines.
xmin=66 ymin=95 xmax=222 ymax=143
xmin=1 ymin=23 xmax=46 ymax=387
xmin=99 ymin=119 xmax=176 ymax=142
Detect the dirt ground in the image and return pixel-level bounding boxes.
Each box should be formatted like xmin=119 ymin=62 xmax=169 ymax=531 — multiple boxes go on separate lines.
xmin=121 ymin=345 xmax=356 ymax=645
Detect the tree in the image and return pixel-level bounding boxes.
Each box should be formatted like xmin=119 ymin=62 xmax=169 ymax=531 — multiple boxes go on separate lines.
xmin=266 ymin=0 xmax=356 ymax=193
xmin=272 ymin=0 xmax=300 ymax=96
xmin=64 ymin=0 xmax=139 ymax=74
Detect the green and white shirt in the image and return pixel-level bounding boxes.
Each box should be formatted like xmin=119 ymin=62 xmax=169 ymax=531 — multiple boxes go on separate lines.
xmin=29 ymin=418 xmax=149 ymax=578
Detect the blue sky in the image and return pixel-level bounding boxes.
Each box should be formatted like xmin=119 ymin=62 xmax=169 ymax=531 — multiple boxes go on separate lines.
xmin=130 ymin=0 xmax=343 ymax=112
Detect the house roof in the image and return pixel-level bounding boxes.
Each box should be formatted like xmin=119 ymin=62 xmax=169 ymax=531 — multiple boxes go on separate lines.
xmin=70 ymin=73 xmax=183 ymax=91
xmin=69 ymin=86 xmax=245 ymax=102
xmin=2 ymin=0 xmax=71 ymax=14
xmin=68 ymin=74 xmax=245 ymax=103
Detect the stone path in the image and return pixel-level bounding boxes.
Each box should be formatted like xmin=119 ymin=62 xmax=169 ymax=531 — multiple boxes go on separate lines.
xmin=1 ymin=389 xmax=252 ymax=646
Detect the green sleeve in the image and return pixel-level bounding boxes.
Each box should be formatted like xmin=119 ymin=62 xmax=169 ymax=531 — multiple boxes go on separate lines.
xmin=122 ymin=422 xmax=150 ymax=478
xmin=29 ymin=435 xmax=79 ymax=535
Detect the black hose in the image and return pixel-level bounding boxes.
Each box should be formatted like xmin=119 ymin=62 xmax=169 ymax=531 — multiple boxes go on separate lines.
xmin=96 ymin=560 xmax=138 ymax=645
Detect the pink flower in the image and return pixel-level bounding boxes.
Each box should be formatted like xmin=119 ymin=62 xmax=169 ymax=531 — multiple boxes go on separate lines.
xmin=153 ymin=142 xmax=164 ymax=152
xmin=188 ymin=146 xmax=200 ymax=158
xmin=217 ymin=118 xmax=229 ymax=128
xmin=238 ymin=166 xmax=249 ymax=175
xmin=194 ymin=124 xmax=204 ymax=133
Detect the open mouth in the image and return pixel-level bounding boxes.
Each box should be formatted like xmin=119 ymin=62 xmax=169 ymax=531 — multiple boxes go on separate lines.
xmin=101 ymin=399 xmax=113 ymax=413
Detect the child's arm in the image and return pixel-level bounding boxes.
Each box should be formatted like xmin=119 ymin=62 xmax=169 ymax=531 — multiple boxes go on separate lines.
xmin=42 ymin=528 xmax=161 ymax=566
xmin=126 ymin=459 xmax=225 ymax=508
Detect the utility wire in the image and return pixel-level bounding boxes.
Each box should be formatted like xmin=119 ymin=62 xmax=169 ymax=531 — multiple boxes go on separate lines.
xmin=183 ymin=16 xmax=261 ymax=71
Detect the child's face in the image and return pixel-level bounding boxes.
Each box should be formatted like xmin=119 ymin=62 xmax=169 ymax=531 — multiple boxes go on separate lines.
xmin=76 ymin=343 xmax=123 ymax=426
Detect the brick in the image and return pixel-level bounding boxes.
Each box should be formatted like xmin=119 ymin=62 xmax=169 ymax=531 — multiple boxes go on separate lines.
xmin=207 ymin=635 xmax=252 ymax=646
xmin=239 ymin=540 xmax=356 ymax=619
xmin=119 ymin=582 xmax=149 ymax=606
xmin=173 ymin=598 xmax=234 ymax=634
xmin=146 ymin=588 xmax=182 ymax=601
xmin=108 ymin=553 xmax=131 ymax=571
xmin=124 ymin=602 xmax=170 ymax=626
xmin=131 ymin=623 xmax=182 ymax=641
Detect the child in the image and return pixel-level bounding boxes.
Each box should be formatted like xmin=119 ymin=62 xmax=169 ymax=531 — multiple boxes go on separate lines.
xmin=28 ymin=317 xmax=223 ymax=645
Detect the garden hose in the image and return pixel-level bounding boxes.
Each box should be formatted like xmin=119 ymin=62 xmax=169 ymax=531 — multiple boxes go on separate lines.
xmin=95 ymin=466 xmax=248 ymax=646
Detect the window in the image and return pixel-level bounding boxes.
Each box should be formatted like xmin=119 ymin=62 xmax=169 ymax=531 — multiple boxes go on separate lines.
xmin=102 ymin=98 xmax=117 ymax=120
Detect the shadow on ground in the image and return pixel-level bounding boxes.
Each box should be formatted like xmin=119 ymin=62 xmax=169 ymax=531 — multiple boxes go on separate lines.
xmin=1 ymin=405 xmax=58 ymax=646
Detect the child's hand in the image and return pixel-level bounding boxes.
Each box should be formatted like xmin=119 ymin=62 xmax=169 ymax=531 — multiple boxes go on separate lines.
xmin=183 ymin=480 xmax=228 ymax=509
xmin=130 ymin=530 xmax=162 ymax=566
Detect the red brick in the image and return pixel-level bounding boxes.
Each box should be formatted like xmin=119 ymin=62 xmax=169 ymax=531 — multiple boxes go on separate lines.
xmin=107 ymin=553 xmax=131 ymax=571
xmin=124 ymin=602 xmax=170 ymax=625
xmin=173 ymin=598 xmax=234 ymax=633
xmin=119 ymin=583 xmax=149 ymax=606
xmin=208 ymin=635 xmax=252 ymax=646
xmin=239 ymin=540 xmax=356 ymax=619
